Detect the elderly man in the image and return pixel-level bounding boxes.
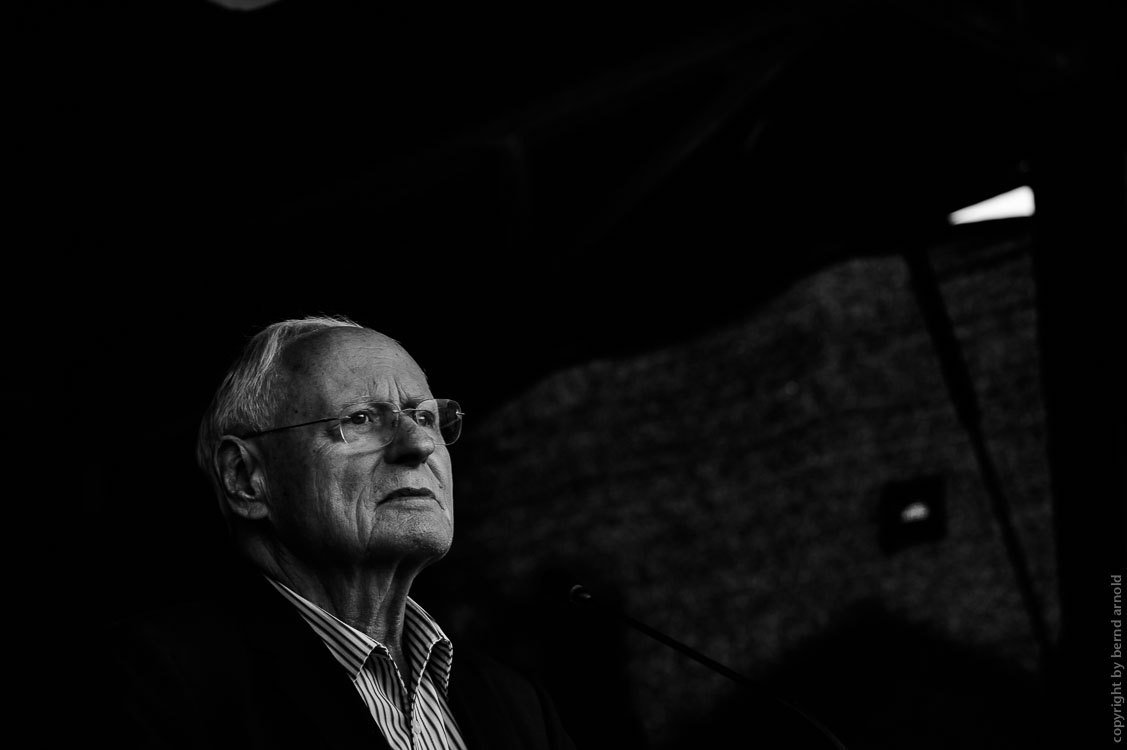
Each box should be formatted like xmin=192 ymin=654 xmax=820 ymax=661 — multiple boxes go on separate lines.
xmin=99 ymin=315 xmax=576 ymax=750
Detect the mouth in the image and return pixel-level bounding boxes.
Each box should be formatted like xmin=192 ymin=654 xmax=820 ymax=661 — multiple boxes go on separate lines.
xmin=381 ymin=487 xmax=437 ymax=504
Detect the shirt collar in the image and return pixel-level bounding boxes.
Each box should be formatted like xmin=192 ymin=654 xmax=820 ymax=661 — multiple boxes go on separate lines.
xmin=265 ymin=577 xmax=455 ymax=691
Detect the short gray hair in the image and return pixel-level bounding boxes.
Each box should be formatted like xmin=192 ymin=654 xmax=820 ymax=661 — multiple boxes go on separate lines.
xmin=196 ymin=314 xmax=365 ymax=513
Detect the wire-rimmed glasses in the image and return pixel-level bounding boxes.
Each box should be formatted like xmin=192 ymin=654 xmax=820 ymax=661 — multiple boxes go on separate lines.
xmin=241 ymin=398 xmax=464 ymax=450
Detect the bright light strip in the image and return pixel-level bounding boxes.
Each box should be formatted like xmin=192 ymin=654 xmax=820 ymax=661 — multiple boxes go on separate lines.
xmin=948 ymin=185 xmax=1035 ymax=225
xmin=900 ymin=502 xmax=931 ymax=523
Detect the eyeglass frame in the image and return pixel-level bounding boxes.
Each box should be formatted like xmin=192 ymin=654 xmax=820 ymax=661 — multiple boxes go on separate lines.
xmin=239 ymin=398 xmax=464 ymax=448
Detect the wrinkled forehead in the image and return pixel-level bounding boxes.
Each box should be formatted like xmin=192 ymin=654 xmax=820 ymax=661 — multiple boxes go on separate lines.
xmin=278 ymin=328 xmax=429 ymax=412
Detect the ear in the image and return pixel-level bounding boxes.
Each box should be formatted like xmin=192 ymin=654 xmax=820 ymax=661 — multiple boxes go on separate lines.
xmin=215 ymin=436 xmax=270 ymax=521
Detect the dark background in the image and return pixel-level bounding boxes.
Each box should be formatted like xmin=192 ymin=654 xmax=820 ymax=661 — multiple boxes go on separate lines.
xmin=12 ymin=1 xmax=1125 ymax=748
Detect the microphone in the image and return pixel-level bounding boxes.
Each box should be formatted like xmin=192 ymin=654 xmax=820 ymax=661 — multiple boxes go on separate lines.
xmin=569 ymin=584 xmax=848 ymax=750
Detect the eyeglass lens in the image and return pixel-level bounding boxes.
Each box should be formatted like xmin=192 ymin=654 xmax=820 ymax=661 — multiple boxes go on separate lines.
xmin=338 ymin=399 xmax=462 ymax=448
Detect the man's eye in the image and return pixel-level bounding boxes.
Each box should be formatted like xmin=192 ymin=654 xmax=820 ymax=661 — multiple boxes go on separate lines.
xmin=415 ymin=410 xmax=437 ymax=427
xmin=347 ymin=410 xmax=374 ymax=425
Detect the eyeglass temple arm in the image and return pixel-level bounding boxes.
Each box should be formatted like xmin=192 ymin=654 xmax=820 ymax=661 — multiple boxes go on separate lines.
xmin=241 ymin=416 xmax=341 ymax=439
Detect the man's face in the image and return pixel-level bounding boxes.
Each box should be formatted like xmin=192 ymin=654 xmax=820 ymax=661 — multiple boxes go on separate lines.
xmin=259 ymin=328 xmax=454 ymax=569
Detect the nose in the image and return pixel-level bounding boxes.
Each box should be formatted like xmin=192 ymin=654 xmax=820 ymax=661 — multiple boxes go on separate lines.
xmin=383 ymin=414 xmax=436 ymax=466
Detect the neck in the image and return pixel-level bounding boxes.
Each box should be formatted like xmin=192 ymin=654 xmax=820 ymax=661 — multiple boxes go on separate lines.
xmin=243 ymin=537 xmax=424 ymax=667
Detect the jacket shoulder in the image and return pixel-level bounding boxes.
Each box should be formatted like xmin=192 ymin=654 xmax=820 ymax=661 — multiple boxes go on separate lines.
xmin=449 ymin=647 xmax=578 ymax=750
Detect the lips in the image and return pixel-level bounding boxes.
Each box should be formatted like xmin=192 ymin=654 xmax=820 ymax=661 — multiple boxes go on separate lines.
xmin=381 ymin=487 xmax=437 ymax=503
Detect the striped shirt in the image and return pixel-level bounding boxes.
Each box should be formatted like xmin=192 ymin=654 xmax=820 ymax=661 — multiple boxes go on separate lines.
xmin=267 ymin=578 xmax=469 ymax=750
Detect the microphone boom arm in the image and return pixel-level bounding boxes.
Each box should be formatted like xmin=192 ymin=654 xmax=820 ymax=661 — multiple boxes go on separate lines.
xmin=568 ymin=584 xmax=848 ymax=750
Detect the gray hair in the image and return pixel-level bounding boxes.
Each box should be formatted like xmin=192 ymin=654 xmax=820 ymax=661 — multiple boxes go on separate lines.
xmin=196 ymin=314 xmax=366 ymax=513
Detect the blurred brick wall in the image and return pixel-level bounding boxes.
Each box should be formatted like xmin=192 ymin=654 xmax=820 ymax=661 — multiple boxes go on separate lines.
xmin=426 ymin=231 xmax=1058 ymax=749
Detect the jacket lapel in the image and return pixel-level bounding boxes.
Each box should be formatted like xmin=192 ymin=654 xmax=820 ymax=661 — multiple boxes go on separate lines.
xmin=447 ymin=650 xmax=524 ymax=750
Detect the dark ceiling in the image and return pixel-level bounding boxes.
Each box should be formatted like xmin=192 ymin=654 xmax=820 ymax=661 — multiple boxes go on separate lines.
xmin=13 ymin=0 xmax=1124 ymax=419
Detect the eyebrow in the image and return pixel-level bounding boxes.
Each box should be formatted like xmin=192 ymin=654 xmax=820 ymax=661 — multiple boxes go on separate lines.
xmin=336 ymin=395 xmax=431 ymax=411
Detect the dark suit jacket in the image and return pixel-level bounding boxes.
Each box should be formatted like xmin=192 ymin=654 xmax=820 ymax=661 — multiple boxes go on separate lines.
xmin=94 ymin=563 xmax=576 ymax=750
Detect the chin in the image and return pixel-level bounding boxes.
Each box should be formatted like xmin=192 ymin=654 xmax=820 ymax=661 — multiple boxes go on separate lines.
xmin=367 ymin=522 xmax=453 ymax=565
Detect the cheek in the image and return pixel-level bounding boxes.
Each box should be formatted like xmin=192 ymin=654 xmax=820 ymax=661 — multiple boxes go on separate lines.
xmin=317 ymin=455 xmax=376 ymax=507
xmin=276 ymin=454 xmax=366 ymax=525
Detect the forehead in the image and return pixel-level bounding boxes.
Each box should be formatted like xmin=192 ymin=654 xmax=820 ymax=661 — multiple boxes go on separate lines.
xmin=279 ymin=328 xmax=429 ymax=408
